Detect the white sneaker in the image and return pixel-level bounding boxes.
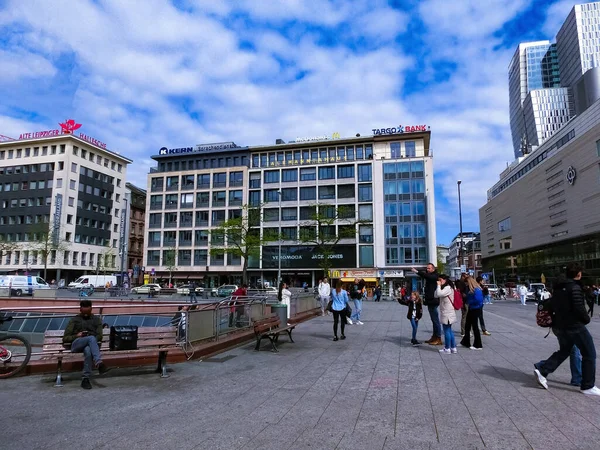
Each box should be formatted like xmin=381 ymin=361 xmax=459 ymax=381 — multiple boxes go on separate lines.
xmin=581 ymin=386 xmax=600 ymax=396
xmin=439 ymin=348 xmax=451 ymax=354
xmin=356 ymin=320 xmax=364 ymax=325
xmin=346 ymin=319 xmax=353 ymax=325
xmin=534 ymin=368 xmax=548 ymax=390
xmin=469 ymin=346 xmax=482 ymax=351
xmin=451 ymin=348 xmax=458 ymax=354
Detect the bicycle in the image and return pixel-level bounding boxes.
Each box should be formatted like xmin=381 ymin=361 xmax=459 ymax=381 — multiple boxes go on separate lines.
xmin=0 ymin=315 xmax=32 ymax=378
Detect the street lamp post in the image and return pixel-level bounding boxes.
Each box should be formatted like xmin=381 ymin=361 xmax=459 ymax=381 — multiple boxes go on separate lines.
xmin=457 ymin=180 xmax=464 ymax=277
xmin=277 ymin=189 xmax=282 ymax=286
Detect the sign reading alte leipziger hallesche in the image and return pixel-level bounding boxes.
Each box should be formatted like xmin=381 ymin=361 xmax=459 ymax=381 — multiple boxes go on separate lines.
xmin=17 ymin=119 xmax=107 ymax=149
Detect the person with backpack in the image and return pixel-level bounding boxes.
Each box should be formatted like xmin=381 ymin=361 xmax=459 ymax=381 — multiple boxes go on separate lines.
xmin=435 ymin=274 xmax=458 ymax=354
xmin=534 ymin=263 xmax=599 ymax=395
xmin=460 ymin=276 xmax=484 ymax=350
xmin=404 ymin=291 xmax=423 ymax=346
xmin=411 ymin=264 xmax=442 ymax=345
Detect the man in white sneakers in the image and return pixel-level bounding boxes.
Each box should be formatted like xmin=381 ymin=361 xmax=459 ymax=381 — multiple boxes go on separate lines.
xmin=534 ymin=263 xmax=600 ymax=396
xmin=318 ymin=277 xmax=331 ymax=316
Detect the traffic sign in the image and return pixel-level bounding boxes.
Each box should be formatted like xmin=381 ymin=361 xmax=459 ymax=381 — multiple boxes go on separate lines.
xmin=482 ymin=274 xmax=488 ymax=280
xmin=151 ymin=268 xmax=155 ymax=276
xmin=460 ymin=265 xmax=466 ymax=273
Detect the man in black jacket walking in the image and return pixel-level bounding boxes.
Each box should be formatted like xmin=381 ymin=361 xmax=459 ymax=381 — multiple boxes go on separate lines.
xmin=411 ymin=263 xmax=441 ymax=345
xmin=534 ymin=263 xmax=600 ymax=395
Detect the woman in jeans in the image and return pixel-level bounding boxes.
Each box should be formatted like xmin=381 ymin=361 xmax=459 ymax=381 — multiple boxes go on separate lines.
xmin=435 ymin=274 xmax=457 ymax=354
xmin=460 ymin=276 xmax=484 ymax=350
xmin=331 ymin=280 xmax=350 ymax=341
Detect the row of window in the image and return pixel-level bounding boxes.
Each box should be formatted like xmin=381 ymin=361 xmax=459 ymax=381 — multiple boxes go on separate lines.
xmin=146 ymin=249 xmax=239 ymax=267
xmin=251 ymin=145 xmax=373 ymax=168
xmin=150 ymin=190 xmax=243 ymax=210
xmin=156 ymin=156 xmax=248 ymax=173
xmin=79 ymin=165 xmax=119 ymax=186
xmin=249 ymin=184 xmax=373 ymax=205
xmin=0 ymin=162 xmax=56 ymax=175
xmin=1 ymin=197 xmax=52 ymax=209
xmin=383 ymin=161 xmax=425 ymax=177
xmin=384 ymin=224 xmax=428 ymax=240
xmin=384 ymin=201 xmax=426 ymax=218
xmin=0 ymin=145 xmax=65 ymax=161
xmin=390 ymin=141 xmax=417 ymax=158
xmin=385 ymin=247 xmax=428 ymax=265
xmin=383 ymin=180 xmax=426 ymax=197
xmin=73 ymin=146 xmax=123 ymax=173
xmin=148 ymin=210 xmax=242 ymax=229
xmin=0 ymin=250 xmax=117 ymax=268
xmin=151 ymin=172 xmax=243 ymax=191
xmin=257 ymin=164 xmax=372 ymax=185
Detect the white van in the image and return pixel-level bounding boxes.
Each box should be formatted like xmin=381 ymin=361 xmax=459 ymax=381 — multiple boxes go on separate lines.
xmin=0 ymin=275 xmax=51 ymax=296
xmin=68 ymin=275 xmax=118 ymax=289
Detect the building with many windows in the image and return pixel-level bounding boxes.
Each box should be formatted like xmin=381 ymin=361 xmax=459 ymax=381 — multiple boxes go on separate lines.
xmin=0 ymin=127 xmax=131 ymax=284
xmin=144 ymin=130 xmax=436 ymax=294
xmin=125 ymin=183 xmax=146 ymax=286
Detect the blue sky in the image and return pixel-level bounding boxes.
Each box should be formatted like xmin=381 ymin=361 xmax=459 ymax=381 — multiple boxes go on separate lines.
xmin=0 ymin=0 xmax=587 ymax=245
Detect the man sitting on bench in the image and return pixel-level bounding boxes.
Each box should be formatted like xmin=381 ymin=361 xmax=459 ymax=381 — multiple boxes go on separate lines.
xmin=62 ymin=300 xmax=109 ymax=389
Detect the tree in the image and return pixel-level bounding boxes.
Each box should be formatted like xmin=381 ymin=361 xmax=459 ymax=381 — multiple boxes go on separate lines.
xmin=162 ymin=247 xmax=177 ymax=286
xmin=96 ymin=245 xmax=116 ymax=276
xmin=0 ymin=235 xmax=16 ymax=265
xmin=29 ymin=222 xmax=70 ymax=280
xmin=298 ymin=203 xmax=364 ymax=278
xmin=210 ymin=204 xmax=279 ymax=284
xmin=437 ymin=248 xmax=447 ymax=275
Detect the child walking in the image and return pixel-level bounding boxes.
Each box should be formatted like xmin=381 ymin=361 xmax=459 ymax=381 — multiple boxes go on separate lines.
xmin=404 ymin=291 xmax=423 ymax=346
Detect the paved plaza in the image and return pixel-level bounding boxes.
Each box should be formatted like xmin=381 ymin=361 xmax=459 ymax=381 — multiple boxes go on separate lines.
xmin=5 ymin=300 xmax=600 ymax=450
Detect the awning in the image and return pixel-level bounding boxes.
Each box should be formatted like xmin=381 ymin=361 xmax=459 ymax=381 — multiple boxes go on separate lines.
xmin=363 ymin=278 xmax=378 ymax=282
xmin=340 ymin=277 xmax=354 ymax=282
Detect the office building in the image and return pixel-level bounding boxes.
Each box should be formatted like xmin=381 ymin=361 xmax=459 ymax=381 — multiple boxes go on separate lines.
xmin=447 ymin=232 xmax=478 ymax=279
xmin=125 ymin=183 xmax=146 ymax=286
xmin=144 ymin=129 xmax=436 ymax=293
xmin=0 ymin=122 xmax=131 ymax=283
xmin=480 ymin=97 xmax=600 ymax=284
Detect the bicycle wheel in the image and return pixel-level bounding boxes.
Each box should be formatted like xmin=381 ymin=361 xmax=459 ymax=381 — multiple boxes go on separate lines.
xmin=0 ymin=334 xmax=32 ymax=379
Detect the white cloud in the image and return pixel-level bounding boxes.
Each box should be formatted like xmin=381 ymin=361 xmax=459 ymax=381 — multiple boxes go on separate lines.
xmin=0 ymin=49 xmax=56 ymax=81
xmin=542 ymin=0 xmax=577 ymax=38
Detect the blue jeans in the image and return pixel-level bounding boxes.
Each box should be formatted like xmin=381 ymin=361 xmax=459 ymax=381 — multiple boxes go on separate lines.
xmin=427 ymin=304 xmax=441 ymax=338
xmin=351 ymin=299 xmax=362 ymax=321
xmin=443 ymin=324 xmax=455 ymax=349
xmin=484 ymin=295 xmax=491 ymax=304
xmin=70 ymin=336 xmax=102 ymax=378
xmin=410 ymin=318 xmax=418 ymax=340
xmin=570 ymin=345 xmax=582 ymax=385
xmin=535 ymin=327 xmax=596 ymax=390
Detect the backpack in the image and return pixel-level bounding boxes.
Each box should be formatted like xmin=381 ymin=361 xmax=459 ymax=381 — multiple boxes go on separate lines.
xmin=536 ymin=297 xmax=553 ymax=329
xmin=452 ymin=289 xmax=463 ymax=310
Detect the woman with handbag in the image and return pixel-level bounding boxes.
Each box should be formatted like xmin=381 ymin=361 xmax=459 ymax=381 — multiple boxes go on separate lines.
xmin=435 ymin=274 xmax=457 ymax=354
xmin=331 ymin=280 xmax=350 ymax=341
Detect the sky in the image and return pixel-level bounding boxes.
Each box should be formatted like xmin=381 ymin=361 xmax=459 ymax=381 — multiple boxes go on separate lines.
xmin=0 ymin=0 xmax=588 ymax=245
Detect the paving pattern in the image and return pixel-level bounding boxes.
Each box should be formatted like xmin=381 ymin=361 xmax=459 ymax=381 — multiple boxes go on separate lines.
xmin=4 ymin=300 xmax=600 ymax=450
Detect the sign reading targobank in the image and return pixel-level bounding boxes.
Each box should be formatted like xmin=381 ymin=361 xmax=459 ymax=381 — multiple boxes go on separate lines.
xmin=372 ymin=125 xmax=428 ymax=135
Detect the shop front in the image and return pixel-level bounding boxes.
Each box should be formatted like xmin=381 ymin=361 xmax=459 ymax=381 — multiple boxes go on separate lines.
xmin=328 ymin=269 xmax=378 ymax=297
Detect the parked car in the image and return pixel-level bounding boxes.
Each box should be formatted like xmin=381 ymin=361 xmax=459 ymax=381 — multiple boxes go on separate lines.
xmin=527 ymin=283 xmax=546 ymax=301
xmin=177 ymin=284 xmax=205 ymax=295
xmin=216 ymin=284 xmax=238 ymax=297
xmin=485 ymin=284 xmax=499 ymax=296
xmin=131 ymin=284 xmax=162 ymax=294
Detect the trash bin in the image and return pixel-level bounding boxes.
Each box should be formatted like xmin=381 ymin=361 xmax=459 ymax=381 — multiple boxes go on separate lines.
xmin=271 ymin=303 xmax=288 ymax=325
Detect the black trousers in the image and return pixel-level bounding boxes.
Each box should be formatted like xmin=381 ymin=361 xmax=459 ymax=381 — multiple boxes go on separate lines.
xmin=332 ymin=310 xmax=346 ymax=337
xmin=478 ymin=308 xmax=487 ymax=331
xmin=460 ymin=308 xmax=482 ymax=348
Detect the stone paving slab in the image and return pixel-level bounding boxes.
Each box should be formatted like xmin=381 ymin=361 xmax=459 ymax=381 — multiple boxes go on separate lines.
xmin=4 ymin=300 xmax=600 ymax=449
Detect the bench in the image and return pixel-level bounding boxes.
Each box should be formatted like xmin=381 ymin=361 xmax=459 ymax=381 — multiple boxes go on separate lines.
xmin=253 ymin=316 xmax=295 ymax=352
xmin=42 ymin=327 xmax=178 ymax=387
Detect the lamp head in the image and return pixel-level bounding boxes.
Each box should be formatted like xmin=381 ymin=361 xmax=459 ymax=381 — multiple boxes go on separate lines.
xmin=457 ymin=180 xmax=462 ymax=185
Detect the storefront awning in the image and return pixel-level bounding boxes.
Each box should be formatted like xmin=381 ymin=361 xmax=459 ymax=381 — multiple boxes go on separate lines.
xmin=363 ymin=278 xmax=378 ymax=282
xmin=340 ymin=277 xmax=354 ymax=282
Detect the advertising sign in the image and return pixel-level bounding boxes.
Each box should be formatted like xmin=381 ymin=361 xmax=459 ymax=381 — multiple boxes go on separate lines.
xmin=52 ymin=194 xmax=62 ymax=246
xmin=262 ymin=245 xmax=356 ymax=269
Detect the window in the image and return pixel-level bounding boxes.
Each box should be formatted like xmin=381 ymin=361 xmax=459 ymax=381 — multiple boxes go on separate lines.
xmin=165 ymin=194 xmax=178 ymax=208
xmin=498 ymin=217 xmax=511 ymax=232
xmin=179 ymin=230 xmax=193 ymax=246
xmin=338 ymin=205 xmax=355 ymax=219
xmin=264 ymin=189 xmax=280 ymax=203
xmin=212 ymin=191 xmax=226 ymax=207
xmin=166 ymin=176 xmax=179 ymax=190
xmin=197 ymin=174 xmax=210 ymax=189
xmin=405 ymin=141 xmax=416 ymax=157
xmin=281 ymin=169 xmax=297 ymax=182
xmin=213 ymin=172 xmax=226 ymax=188
xmin=358 ymin=184 xmax=372 ymax=202
xmin=338 ymin=184 xmax=355 ymax=199
xmin=195 ymin=210 xmax=209 ymax=227
xmin=414 ymin=246 xmax=427 ymax=263
xmin=264 ymin=170 xmax=280 ymax=183
xmin=195 ymin=230 xmax=209 ymax=246
xmin=264 ymin=209 xmax=279 ymax=222
xmin=358 ymin=164 xmax=372 ymax=182
xmin=68 ymin=196 xmax=74 ymax=207
xmin=318 ymin=186 xmax=335 ymax=200
xmin=318 ymin=166 xmax=335 ymax=180
xmin=281 ymin=207 xmax=297 ymax=221
xmin=359 ymin=225 xmax=373 ymax=243
xmin=196 ymin=192 xmax=210 ymax=208
xmin=358 ymin=204 xmax=373 ymax=221
xmin=413 ymin=224 xmax=426 ymax=238
xmin=211 ymin=253 xmax=225 ymax=266
xmin=412 ymin=179 xmax=425 ymax=194
xmin=300 ymin=168 xmax=316 ymax=181
xmin=194 ymin=249 xmax=208 ymax=266
xmin=211 ymin=210 xmax=225 ymax=226
xmin=300 ymin=206 xmax=316 ymax=220
xmin=391 ymin=142 xmax=401 ymax=158
xmin=411 ymin=160 xmax=424 ymax=175
xmin=148 ymin=232 xmax=161 ymax=246
xmin=281 ymin=227 xmax=297 ymax=240
xmin=67 ymin=214 xmax=73 ymax=224
xmin=412 ymin=201 xmax=425 ymax=216
xmin=300 ymin=187 xmax=316 ymax=201
xmin=337 ymin=165 xmax=354 ymax=179
xmin=229 ymin=171 xmax=243 ymax=187
xmin=359 ymin=246 xmax=374 ymax=267
xmin=229 ymin=190 xmax=243 ymax=206
xmin=182 ymin=174 xmax=195 ymax=189
xmin=180 ymin=193 xmax=194 ymax=208
xmin=71 ymin=162 xmax=77 ymax=173
xmin=281 ymin=188 xmax=297 ymax=201
xmin=151 ymin=177 xmax=164 ymax=191
xmin=249 ymin=172 xmax=261 ymax=189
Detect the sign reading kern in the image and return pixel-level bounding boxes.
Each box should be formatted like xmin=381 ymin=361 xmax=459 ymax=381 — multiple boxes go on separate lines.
xmin=159 ymin=142 xmax=240 ymax=155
